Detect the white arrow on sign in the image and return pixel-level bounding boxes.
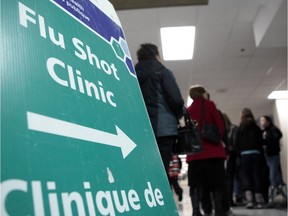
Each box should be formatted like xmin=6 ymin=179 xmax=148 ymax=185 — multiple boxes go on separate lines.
xmin=27 ymin=112 xmax=137 ymax=159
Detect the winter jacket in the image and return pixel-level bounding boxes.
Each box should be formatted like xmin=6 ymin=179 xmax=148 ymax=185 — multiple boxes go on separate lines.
xmin=262 ymin=125 xmax=282 ymax=156
xmin=227 ymin=124 xmax=238 ymax=153
xmin=135 ymin=60 xmax=184 ymax=137
xmin=186 ymin=97 xmax=226 ymax=162
xmin=236 ymin=122 xmax=263 ymax=153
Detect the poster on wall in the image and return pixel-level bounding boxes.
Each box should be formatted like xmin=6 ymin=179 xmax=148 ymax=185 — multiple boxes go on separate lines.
xmin=1 ymin=0 xmax=179 ymax=215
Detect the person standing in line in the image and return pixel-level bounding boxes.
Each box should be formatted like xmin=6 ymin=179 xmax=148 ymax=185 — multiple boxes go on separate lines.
xmin=222 ymin=113 xmax=238 ymax=214
xmin=236 ymin=108 xmax=265 ymax=209
xmin=169 ymin=154 xmax=184 ymax=201
xmin=135 ymin=43 xmax=184 ymax=179
xmin=260 ymin=115 xmax=287 ymax=206
xmin=187 ymin=85 xmax=226 ymax=216
xmin=200 ymin=92 xmax=230 ymax=216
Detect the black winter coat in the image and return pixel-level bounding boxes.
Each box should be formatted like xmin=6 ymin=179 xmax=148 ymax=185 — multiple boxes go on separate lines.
xmin=236 ymin=122 xmax=263 ymax=153
xmin=135 ymin=60 xmax=184 ymax=137
xmin=262 ymin=125 xmax=282 ymax=156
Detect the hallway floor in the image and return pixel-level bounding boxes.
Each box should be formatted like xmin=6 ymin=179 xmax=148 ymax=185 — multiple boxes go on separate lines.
xmin=174 ymin=180 xmax=287 ymax=216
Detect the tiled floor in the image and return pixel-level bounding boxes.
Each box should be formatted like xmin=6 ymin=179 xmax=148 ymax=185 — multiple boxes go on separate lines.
xmin=174 ymin=180 xmax=287 ymax=216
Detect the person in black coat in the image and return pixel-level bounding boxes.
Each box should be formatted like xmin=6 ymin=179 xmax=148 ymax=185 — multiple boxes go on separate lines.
xmin=135 ymin=44 xmax=184 ymax=178
xmin=236 ymin=108 xmax=265 ymax=209
xmin=260 ymin=116 xmax=287 ymax=205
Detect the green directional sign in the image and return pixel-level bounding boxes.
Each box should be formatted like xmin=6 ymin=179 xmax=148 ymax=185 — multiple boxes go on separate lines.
xmin=1 ymin=0 xmax=179 ymax=215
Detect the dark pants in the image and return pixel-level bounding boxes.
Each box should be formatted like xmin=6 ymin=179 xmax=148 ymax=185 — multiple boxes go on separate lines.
xmin=170 ymin=177 xmax=183 ymax=196
xmin=241 ymin=154 xmax=262 ymax=193
xmin=222 ymin=151 xmax=237 ymax=211
xmin=188 ymin=158 xmax=225 ymax=215
xmin=156 ymin=136 xmax=175 ymax=179
xmin=233 ymin=157 xmax=243 ymax=200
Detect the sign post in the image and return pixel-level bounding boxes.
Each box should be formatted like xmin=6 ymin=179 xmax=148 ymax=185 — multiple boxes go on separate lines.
xmin=1 ymin=0 xmax=179 ymax=215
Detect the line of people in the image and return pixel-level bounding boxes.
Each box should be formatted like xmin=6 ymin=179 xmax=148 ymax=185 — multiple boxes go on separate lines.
xmin=134 ymin=43 xmax=287 ymax=216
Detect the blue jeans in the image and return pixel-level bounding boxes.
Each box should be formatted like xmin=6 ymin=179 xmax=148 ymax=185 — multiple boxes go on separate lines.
xmin=266 ymin=155 xmax=284 ymax=187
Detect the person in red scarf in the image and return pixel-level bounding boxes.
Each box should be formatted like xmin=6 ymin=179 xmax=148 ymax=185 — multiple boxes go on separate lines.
xmin=169 ymin=155 xmax=183 ymax=201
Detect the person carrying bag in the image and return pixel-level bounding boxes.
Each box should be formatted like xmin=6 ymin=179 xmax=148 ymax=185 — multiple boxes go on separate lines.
xmin=201 ymin=99 xmax=222 ymax=144
xmin=173 ymin=109 xmax=203 ymax=155
xmin=186 ymin=85 xmax=227 ymax=216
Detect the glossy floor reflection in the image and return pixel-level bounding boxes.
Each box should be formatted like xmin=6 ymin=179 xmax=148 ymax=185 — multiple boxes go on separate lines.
xmin=173 ymin=179 xmax=287 ymax=216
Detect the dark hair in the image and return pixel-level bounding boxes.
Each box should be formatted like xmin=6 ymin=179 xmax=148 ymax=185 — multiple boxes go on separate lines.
xmin=261 ymin=115 xmax=273 ymax=125
xmin=189 ymin=85 xmax=206 ymax=99
xmin=137 ymin=43 xmax=159 ymax=61
xmin=240 ymin=108 xmax=256 ymax=125
xmin=222 ymin=113 xmax=232 ymax=130
xmin=205 ymin=92 xmax=210 ymax=100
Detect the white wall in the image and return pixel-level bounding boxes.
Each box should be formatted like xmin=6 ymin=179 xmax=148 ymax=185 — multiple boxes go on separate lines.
xmin=272 ymin=99 xmax=288 ymax=184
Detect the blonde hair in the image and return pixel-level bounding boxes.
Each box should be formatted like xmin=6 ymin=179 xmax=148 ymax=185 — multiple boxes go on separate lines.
xmin=189 ymin=85 xmax=206 ymax=99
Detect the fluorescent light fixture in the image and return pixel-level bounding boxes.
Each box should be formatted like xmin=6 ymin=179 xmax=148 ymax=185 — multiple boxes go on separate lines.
xmin=187 ymin=96 xmax=193 ymax=107
xmin=268 ymin=90 xmax=288 ymax=99
xmin=160 ymin=26 xmax=195 ymax=61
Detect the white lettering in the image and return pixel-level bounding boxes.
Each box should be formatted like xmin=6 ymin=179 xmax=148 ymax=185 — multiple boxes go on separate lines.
xmin=48 ymin=26 xmax=65 ymax=49
xmin=0 ymin=179 xmax=28 ymax=216
xmin=84 ymin=182 xmax=96 ymax=216
xmin=144 ymin=182 xmax=156 ymax=208
xmin=112 ymin=190 xmax=129 ymax=213
xmin=154 ymin=188 xmax=164 ymax=206
xmin=47 ymin=182 xmax=60 ymax=216
xmin=38 ymin=15 xmax=47 ymax=38
xmin=128 ymin=190 xmax=140 ymax=210
xmin=46 ymin=57 xmax=117 ymax=108
xmin=32 ymin=181 xmax=45 ymax=216
xmin=72 ymin=38 xmax=120 ymax=81
xmin=0 ymin=179 xmax=151 ymax=215
xmin=96 ymin=191 xmax=115 ymax=216
xmin=72 ymin=37 xmax=87 ymax=60
xmin=47 ymin=57 xmax=68 ymax=87
xmin=19 ymin=3 xmax=66 ymax=49
xmin=62 ymin=192 xmax=86 ymax=216
xmin=19 ymin=2 xmax=36 ymax=28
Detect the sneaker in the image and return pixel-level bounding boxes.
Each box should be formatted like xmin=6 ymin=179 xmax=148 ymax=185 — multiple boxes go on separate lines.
xmin=246 ymin=202 xmax=254 ymax=209
xmin=256 ymin=203 xmax=266 ymax=209
xmin=224 ymin=210 xmax=234 ymax=216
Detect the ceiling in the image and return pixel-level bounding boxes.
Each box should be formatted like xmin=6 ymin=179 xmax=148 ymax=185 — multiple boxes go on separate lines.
xmin=115 ymin=0 xmax=287 ymax=123
xmin=111 ymin=0 xmax=208 ymax=10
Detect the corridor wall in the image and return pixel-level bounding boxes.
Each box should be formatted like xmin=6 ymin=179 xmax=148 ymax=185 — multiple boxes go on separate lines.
xmin=272 ymin=99 xmax=288 ymax=183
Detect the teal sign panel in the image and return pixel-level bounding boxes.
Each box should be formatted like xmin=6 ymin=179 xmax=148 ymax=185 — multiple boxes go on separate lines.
xmin=1 ymin=0 xmax=179 ymax=215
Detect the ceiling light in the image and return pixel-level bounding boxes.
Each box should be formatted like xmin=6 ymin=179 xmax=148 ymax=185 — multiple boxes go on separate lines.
xmin=160 ymin=26 xmax=195 ymax=61
xmin=268 ymin=90 xmax=288 ymax=99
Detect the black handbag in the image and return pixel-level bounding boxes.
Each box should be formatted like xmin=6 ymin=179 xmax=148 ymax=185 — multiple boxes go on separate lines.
xmin=173 ymin=110 xmax=203 ymax=155
xmin=201 ymin=100 xmax=222 ymax=144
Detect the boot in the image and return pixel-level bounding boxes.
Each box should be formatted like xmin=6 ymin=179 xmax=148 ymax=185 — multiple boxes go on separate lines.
xmin=212 ymin=190 xmax=224 ymax=216
xmin=245 ymin=191 xmax=253 ymax=209
xmin=268 ymin=187 xmax=277 ymax=208
xmin=255 ymin=193 xmax=265 ymax=209
xmin=191 ymin=188 xmax=203 ymax=216
xmin=278 ymin=185 xmax=287 ymax=200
